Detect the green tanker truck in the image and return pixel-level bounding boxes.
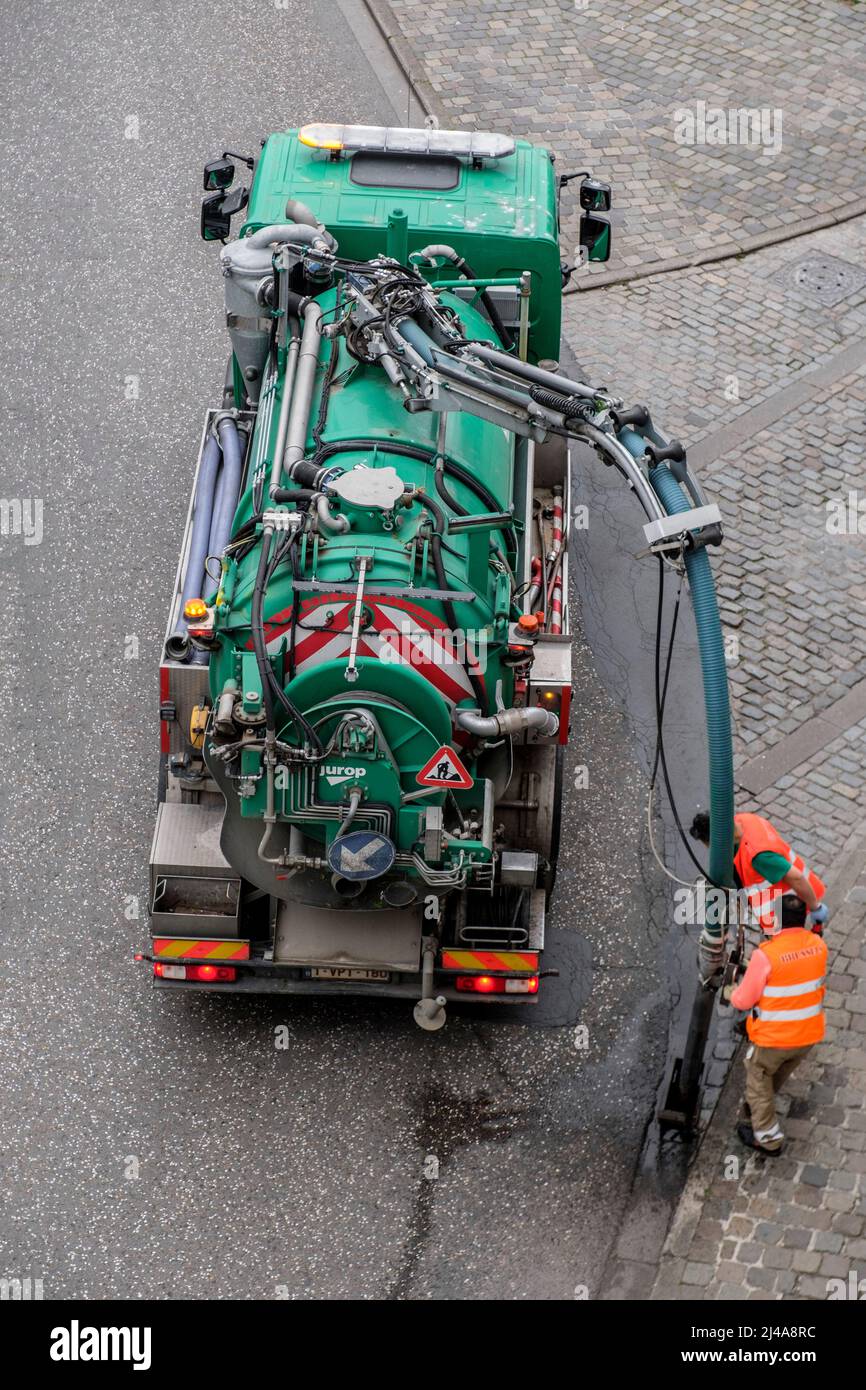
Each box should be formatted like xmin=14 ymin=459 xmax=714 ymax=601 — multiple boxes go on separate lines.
xmin=146 ymin=122 xmax=733 ymax=1056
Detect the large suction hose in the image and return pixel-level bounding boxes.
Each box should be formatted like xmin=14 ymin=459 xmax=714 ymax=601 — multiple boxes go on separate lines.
xmin=619 ymin=433 xmax=735 ymax=908
xmin=456 ymin=706 xmax=559 ymax=739
xmin=184 ymin=415 xmax=246 ymax=667
xmin=165 ymin=432 xmax=221 ymax=661
xmin=285 ymin=302 xmax=324 ymax=481
xmin=619 ymin=427 xmax=735 ymax=1130
xmin=204 ymin=416 xmax=244 ymax=600
xmin=245 ymin=223 xmax=336 ymax=254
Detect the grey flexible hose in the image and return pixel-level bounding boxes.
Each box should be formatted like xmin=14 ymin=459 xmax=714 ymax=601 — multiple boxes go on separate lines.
xmin=165 ymin=432 xmax=221 ymax=661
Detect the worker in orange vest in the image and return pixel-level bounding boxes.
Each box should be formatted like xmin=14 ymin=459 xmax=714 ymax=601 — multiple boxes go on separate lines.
xmin=728 ymin=895 xmax=828 ymax=1154
xmin=690 ymin=811 xmax=829 ymax=1155
xmin=690 ymin=810 xmax=828 ymax=933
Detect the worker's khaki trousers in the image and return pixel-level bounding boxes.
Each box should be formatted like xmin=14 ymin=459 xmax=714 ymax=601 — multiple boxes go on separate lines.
xmin=744 ymin=1042 xmax=813 ymax=1148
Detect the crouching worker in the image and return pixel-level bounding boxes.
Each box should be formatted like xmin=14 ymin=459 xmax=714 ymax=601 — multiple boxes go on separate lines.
xmin=728 ymin=895 xmax=828 ymax=1155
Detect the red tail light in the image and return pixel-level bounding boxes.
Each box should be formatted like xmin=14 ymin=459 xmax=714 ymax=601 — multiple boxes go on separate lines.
xmin=455 ymin=975 xmax=539 ymax=995
xmin=190 ymin=964 xmax=236 ymax=982
xmin=153 ymin=962 xmax=237 ymax=982
xmin=456 ymin=974 xmax=502 ymax=993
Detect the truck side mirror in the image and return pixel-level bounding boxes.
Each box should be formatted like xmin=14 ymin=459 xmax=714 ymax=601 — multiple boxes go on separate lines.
xmin=203 ymin=157 xmax=235 ymax=191
xmin=579 ymin=213 xmax=611 ymax=263
xmin=579 ymin=178 xmax=612 ymax=212
xmin=200 ymin=184 xmax=249 ymax=242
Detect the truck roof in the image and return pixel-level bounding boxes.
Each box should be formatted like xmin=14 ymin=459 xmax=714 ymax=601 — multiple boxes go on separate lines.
xmin=242 ymin=126 xmax=562 ymax=360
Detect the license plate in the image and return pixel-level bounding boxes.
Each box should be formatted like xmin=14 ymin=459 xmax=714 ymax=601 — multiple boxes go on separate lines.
xmin=308 ymin=967 xmax=391 ymax=982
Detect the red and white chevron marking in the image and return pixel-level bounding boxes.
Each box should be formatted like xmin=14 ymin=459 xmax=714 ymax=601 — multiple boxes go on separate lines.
xmin=258 ymin=595 xmax=483 ymax=708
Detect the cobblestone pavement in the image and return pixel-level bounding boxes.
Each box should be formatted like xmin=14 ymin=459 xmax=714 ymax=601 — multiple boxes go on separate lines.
xmin=571 ymin=215 xmax=866 ymax=859
xmin=651 ymin=866 xmax=866 ymax=1302
xmin=371 ymin=0 xmax=866 ymax=1301
xmin=379 ymin=0 xmax=866 ymax=276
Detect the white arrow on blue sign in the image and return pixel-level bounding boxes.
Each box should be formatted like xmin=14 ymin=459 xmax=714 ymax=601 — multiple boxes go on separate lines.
xmin=327 ymin=830 xmax=397 ymax=881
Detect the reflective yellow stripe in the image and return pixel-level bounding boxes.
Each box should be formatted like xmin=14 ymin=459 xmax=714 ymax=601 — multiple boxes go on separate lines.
xmin=153 ymin=939 xmax=249 ymax=960
xmin=492 ymin=951 xmax=538 ymax=971
xmin=440 ymin=950 xmax=538 ymax=971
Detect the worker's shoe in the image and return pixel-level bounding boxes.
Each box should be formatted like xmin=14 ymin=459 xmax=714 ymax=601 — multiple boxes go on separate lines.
xmin=737 ymin=1122 xmax=783 ymax=1156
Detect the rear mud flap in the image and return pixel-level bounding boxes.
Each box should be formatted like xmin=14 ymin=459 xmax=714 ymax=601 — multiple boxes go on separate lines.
xmin=274 ymin=901 xmax=424 ymax=973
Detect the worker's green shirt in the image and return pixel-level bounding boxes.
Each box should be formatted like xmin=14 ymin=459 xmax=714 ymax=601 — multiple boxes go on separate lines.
xmin=751 ymin=850 xmax=793 ymax=885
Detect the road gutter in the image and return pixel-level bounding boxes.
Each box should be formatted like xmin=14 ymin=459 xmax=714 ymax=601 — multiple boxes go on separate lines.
xmin=362 ymin=0 xmax=437 ymax=118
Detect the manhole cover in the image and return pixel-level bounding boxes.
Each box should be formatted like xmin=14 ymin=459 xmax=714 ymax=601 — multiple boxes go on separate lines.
xmin=773 ymin=253 xmax=866 ymax=307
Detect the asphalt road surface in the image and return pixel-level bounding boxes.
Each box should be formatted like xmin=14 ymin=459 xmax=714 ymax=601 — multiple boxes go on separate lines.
xmin=0 ymin=1 xmax=705 ymax=1299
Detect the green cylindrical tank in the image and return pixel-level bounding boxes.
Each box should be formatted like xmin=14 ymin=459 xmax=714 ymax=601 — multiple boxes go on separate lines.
xmin=208 ymin=290 xmax=517 ymax=883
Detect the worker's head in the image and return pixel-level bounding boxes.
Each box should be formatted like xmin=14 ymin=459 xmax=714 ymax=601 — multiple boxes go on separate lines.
xmin=689 ymin=811 xmax=742 ymax=848
xmin=781 ymin=895 xmax=807 ymax=928
xmin=754 ymin=895 xmax=805 ymax=936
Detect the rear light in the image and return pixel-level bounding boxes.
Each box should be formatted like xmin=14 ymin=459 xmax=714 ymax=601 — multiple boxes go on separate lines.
xmin=190 ymin=964 xmax=236 ymax=982
xmin=154 ymin=962 xmax=186 ymax=980
xmin=455 ymin=975 xmax=539 ymax=995
xmin=505 ymin=976 xmax=539 ymax=994
xmin=456 ymin=974 xmax=502 ymax=993
xmin=153 ymin=962 xmax=237 ymax=983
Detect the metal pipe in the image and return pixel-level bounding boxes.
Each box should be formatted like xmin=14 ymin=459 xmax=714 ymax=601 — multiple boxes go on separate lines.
xmin=518 ymin=270 xmax=531 ymax=362
xmin=413 ymin=937 xmax=447 ymax=1031
xmin=455 ymin=705 xmax=559 ymax=739
xmin=316 ymin=494 xmax=349 ymax=534
xmin=335 ymin=789 xmax=362 ymax=839
xmin=214 ymin=680 xmax=239 ymax=735
xmin=246 ymin=222 xmax=333 ymax=254
xmin=285 ymin=302 xmax=324 ymax=480
xmin=284 ymin=199 xmax=337 ymax=250
xmin=527 ymin=555 xmax=543 ymax=610
xmin=206 ymin=416 xmax=244 ymax=595
xmin=257 ymin=725 xmax=280 ymax=865
xmin=417 ymin=243 xmax=514 ymax=350
xmin=462 ymin=344 xmax=600 ymax=399
xmin=165 ymin=432 xmax=222 ymax=661
xmin=572 ymin=422 xmax=667 ymax=524
xmin=269 ymin=330 xmax=301 ymax=497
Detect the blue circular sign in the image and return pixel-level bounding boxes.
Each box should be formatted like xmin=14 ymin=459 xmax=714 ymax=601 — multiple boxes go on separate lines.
xmin=327 ymin=831 xmax=397 ymax=881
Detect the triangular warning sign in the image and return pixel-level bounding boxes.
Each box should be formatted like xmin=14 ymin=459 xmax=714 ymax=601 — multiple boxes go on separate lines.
xmin=416 ymin=745 xmax=474 ymax=789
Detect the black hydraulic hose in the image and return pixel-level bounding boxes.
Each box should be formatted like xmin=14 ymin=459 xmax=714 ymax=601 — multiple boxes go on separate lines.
xmin=251 ymin=526 xmax=323 ymax=753
xmin=433 ymin=466 xmax=469 ymax=517
xmin=270 ymin=487 xmax=319 ymax=505
xmin=433 ymin=460 xmax=514 ymax=591
xmin=265 ymin=535 xmax=323 ymax=753
xmin=413 ymin=486 xmax=446 ymax=535
xmin=433 ymin=249 xmax=513 ymax=351
xmin=311 ymin=285 xmax=341 ymax=455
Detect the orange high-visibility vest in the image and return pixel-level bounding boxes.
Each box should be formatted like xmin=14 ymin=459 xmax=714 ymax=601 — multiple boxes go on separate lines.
xmin=734 ymin=813 xmax=826 ymax=930
xmin=747 ymin=927 xmax=828 ymax=1047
